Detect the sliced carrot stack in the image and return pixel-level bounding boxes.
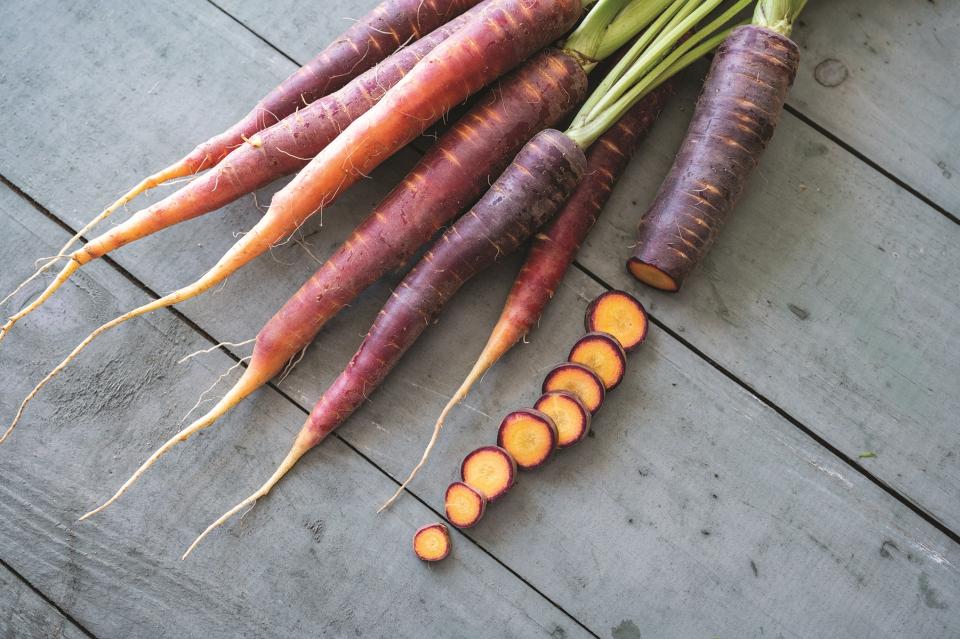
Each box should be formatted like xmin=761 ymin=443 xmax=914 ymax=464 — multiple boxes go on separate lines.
xmin=413 ymin=523 xmax=451 ymax=561
xmin=534 ymin=391 xmax=591 ymax=448
xmin=568 ymin=331 xmax=627 ymax=390
xmin=461 ymin=446 xmax=518 ymax=502
xmin=584 ymin=290 xmax=648 ymax=351
xmin=496 ymin=409 xmax=558 ymax=470
xmin=445 ymin=481 xmax=487 ymax=528
xmin=542 ymin=362 xmax=605 ymax=414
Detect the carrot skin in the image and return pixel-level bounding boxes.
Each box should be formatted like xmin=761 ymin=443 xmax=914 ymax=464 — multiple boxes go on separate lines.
xmin=628 ymin=25 xmax=800 ymax=291
xmin=179 ymin=0 xmax=483 ymax=173
xmin=300 ymin=129 xmax=586 ymax=448
xmin=251 ymin=48 xmax=589 ymax=378
xmin=74 ymin=5 xmax=485 ymax=264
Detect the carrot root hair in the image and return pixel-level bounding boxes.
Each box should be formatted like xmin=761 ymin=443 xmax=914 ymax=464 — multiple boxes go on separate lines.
xmin=378 ymin=322 xmax=518 ymax=512
xmin=182 ymin=434 xmax=312 ymax=559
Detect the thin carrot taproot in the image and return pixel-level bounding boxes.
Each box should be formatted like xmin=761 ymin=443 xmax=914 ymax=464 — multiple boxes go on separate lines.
xmin=183 ymin=128 xmax=587 ymax=557
xmin=2 ymin=0 xmax=582 ymax=441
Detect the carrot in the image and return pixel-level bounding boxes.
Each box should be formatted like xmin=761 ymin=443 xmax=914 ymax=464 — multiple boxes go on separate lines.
xmin=568 ymin=332 xmax=627 ymax=390
xmin=413 ymin=522 xmax=452 ymax=561
xmin=542 ymin=362 xmax=606 ymax=414
xmin=496 ymin=409 xmax=558 ymax=470
xmin=627 ymin=1 xmax=804 ymax=291
xmin=0 ymin=1 xmax=488 ymax=343
xmin=182 ymin=128 xmax=587 ymax=557
xmin=460 ymin=446 xmax=518 ymax=502
xmin=2 ymin=0 xmax=581 ymax=442
xmin=534 ymin=391 xmax=591 ymax=447
xmin=77 ymin=47 xmax=588 ymax=520
xmin=444 ymin=481 xmax=487 ymax=528
xmin=584 ymin=290 xmax=648 ymax=351
xmin=0 ymin=0 xmax=480 ymax=319
xmin=382 ymin=0 xmax=751 ymax=509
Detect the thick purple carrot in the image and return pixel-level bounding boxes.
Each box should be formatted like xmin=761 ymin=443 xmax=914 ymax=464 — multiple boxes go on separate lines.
xmin=1 ymin=1 xmax=486 ymax=342
xmin=79 ymin=48 xmax=588 ymax=520
xmin=183 ymin=129 xmax=587 ymax=557
xmin=383 ymin=83 xmax=672 ymax=507
xmin=628 ymin=23 xmax=801 ymax=291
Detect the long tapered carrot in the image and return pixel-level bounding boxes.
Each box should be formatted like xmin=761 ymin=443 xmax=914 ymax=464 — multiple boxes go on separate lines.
xmin=627 ymin=3 xmax=803 ymax=291
xmin=380 ymin=81 xmax=673 ymax=510
xmin=1 ymin=0 xmax=581 ymax=442
xmin=23 ymin=0 xmax=481 ymax=260
xmin=184 ymin=128 xmax=587 ymax=558
xmin=80 ymin=47 xmax=589 ymax=519
xmin=0 ymin=1 xmax=487 ymax=343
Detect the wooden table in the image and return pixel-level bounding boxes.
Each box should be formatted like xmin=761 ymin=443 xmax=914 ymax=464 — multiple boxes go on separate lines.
xmin=1 ymin=1 xmax=957 ymax=637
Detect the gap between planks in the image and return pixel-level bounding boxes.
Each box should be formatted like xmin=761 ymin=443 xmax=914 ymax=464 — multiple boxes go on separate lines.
xmin=0 ymin=172 xmax=601 ymax=639
xmin=0 ymin=555 xmax=98 ymax=639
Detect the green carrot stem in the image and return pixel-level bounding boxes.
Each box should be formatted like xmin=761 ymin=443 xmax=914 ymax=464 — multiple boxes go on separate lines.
xmin=592 ymin=0 xmax=675 ymax=60
xmin=564 ymin=0 xmax=635 ymax=61
xmin=752 ymin=0 xmax=807 ymax=36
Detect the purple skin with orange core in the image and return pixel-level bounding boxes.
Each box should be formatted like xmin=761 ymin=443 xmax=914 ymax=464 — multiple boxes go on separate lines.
xmin=583 ymin=290 xmax=649 ymax=352
xmin=413 ymin=522 xmax=452 ymax=561
xmin=444 ymin=481 xmax=487 ymax=528
xmin=542 ymin=362 xmax=606 ymax=414
xmin=461 ymin=446 xmax=518 ymax=502
xmin=496 ymin=408 xmax=559 ymax=470
xmin=534 ymin=390 xmax=591 ymax=448
xmin=628 ymin=25 xmax=800 ymax=291
xmin=568 ymin=331 xmax=627 ymax=391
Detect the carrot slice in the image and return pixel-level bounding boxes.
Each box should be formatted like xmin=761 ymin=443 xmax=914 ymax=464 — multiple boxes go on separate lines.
xmin=584 ymin=290 xmax=648 ymax=351
xmin=413 ymin=523 xmax=451 ymax=561
xmin=496 ymin=409 xmax=558 ymax=470
xmin=534 ymin=391 xmax=591 ymax=448
xmin=445 ymin=482 xmax=487 ymax=528
xmin=461 ymin=446 xmax=517 ymax=501
xmin=568 ymin=332 xmax=627 ymax=390
xmin=542 ymin=363 xmax=605 ymax=414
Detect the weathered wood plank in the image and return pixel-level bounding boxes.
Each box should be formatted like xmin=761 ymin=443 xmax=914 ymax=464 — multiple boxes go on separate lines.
xmin=221 ymin=0 xmax=960 ymax=213
xmin=570 ymin=72 xmax=960 ymax=531
xmin=0 ymin=562 xmax=88 ymax=639
xmin=0 ymin=186 xmax=589 ymax=639
xmin=790 ymin=0 xmax=960 ymax=212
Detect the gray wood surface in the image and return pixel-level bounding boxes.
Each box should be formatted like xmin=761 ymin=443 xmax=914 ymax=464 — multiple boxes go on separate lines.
xmin=0 ymin=563 xmax=87 ymax=639
xmin=0 ymin=0 xmax=958 ymax=638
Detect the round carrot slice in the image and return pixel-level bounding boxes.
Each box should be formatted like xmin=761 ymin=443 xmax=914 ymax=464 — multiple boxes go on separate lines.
xmin=413 ymin=522 xmax=451 ymax=561
xmin=496 ymin=409 xmax=558 ymax=469
xmin=584 ymin=290 xmax=648 ymax=351
xmin=568 ymin=331 xmax=627 ymax=390
xmin=444 ymin=481 xmax=487 ymax=528
xmin=542 ymin=362 xmax=605 ymax=414
xmin=534 ymin=391 xmax=591 ymax=448
xmin=461 ymin=446 xmax=517 ymax=502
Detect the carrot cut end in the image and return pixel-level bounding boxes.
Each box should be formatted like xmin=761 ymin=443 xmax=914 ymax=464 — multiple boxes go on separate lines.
xmin=534 ymin=391 xmax=591 ymax=448
xmin=627 ymin=258 xmax=679 ymax=292
xmin=542 ymin=362 xmax=605 ymax=414
xmin=413 ymin=523 xmax=451 ymax=561
xmin=461 ymin=445 xmax=517 ymax=502
xmin=444 ymin=482 xmax=487 ymax=528
xmin=584 ymin=290 xmax=649 ymax=351
xmin=496 ymin=409 xmax=558 ymax=470
xmin=568 ymin=332 xmax=626 ymax=390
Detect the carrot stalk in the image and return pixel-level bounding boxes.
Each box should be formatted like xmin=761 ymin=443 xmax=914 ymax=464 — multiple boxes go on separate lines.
xmin=3 ymin=0 xmax=581 ymax=439
xmin=0 ymin=2 xmax=487 ymax=344
xmin=78 ymin=47 xmax=588 ymax=517
xmin=627 ymin=1 xmax=803 ymax=290
xmin=183 ymin=128 xmax=587 ymax=557
xmin=384 ymin=83 xmax=671 ymax=506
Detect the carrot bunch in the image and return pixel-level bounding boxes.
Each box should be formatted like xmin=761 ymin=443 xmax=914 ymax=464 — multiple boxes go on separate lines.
xmin=0 ymin=0 xmax=790 ymax=561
